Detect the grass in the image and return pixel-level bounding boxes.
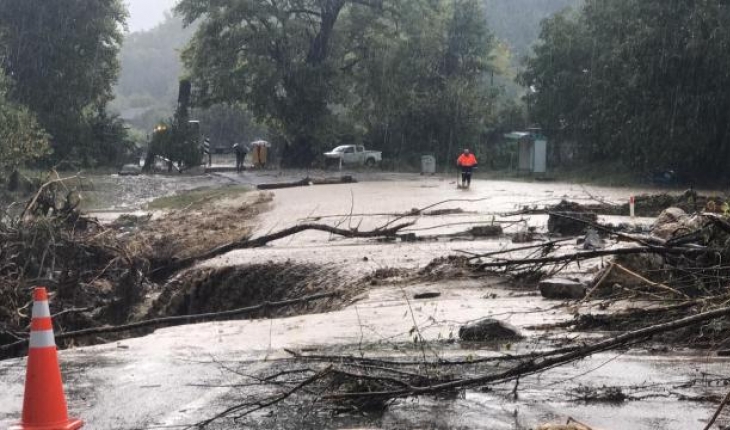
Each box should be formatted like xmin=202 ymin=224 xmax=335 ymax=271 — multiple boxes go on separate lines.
xmin=145 ymin=185 xmax=252 ymax=210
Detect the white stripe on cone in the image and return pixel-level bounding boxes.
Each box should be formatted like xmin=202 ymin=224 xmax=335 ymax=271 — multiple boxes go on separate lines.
xmin=32 ymin=301 xmax=51 ymax=318
xmin=29 ymin=330 xmax=56 ymax=348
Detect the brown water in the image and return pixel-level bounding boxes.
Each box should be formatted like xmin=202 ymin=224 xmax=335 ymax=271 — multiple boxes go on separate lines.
xmin=3 ymin=174 xmax=722 ymax=430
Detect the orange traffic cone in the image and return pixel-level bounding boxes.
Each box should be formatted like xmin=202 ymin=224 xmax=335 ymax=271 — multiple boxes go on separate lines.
xmin=10 ymin=287 xmax=84 ymax=430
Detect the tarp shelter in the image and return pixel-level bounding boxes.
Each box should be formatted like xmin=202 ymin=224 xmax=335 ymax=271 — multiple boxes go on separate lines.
xmin=251 ymin=140 xmax=270 ymax=168
xmin=504 ymin=131 xmax=547 ymax=174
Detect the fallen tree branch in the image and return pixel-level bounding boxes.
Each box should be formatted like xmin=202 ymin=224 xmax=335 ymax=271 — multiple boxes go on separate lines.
xmin=466 ymin=238 xmax=574 ymax=261
xmin=0 ymin=292 xmax=337 ymax=354
xmin=20 ymin=173 xmax=83 ymax=220
xmin=583 ymin=263 xmax=615 ymax=301
xmin=547 ymin=211 xmax=655 ymax=246
xmin=198 ymin=302 xmax=730 ymax=426
xmin=476 ymin=245 xmax=709 ymax=271
xmin=152 ymin=221 xmax=414 ymax=278
xmin=702 ymin=388 xmax=730 ymax=430
xmin=612 ymin=263 xmax=689 ymax=299
xmin=192 ymin=366 xmax=334 ymax=428
xmin=301 ymin=198 xmax=490 ymax=223
xmin=321 ymin=303 xmax=730 ymax=401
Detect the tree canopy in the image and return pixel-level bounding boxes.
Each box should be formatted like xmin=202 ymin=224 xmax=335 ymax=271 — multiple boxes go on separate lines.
xmin=0 ymin=74 xmax=50 ymax=180
xmin=176 ymin=0 xmax=512 ymax=167
xmin=0 ymin=0 xmax=129 ymax=165
xmin=520 ymin=0 xmax=730 ymax=182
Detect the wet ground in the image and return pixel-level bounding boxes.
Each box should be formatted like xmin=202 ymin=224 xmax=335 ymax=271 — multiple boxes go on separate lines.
xmin=2 ymin=170 xmax=727 ymax=429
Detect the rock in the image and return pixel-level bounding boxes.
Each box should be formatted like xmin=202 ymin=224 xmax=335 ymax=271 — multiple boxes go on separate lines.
xmin=582 ymin=227 xmax=604 ymax=250
xmin=547 ymin=212 xmax=598 ymax=236
xmin=651 ymin=207 xmax=704 ymax=239
xmin=399 ymin=233 xmax=417 ymax=242
xmin=470 ymin=225 xmax=503 ymax=237
xmin=458 ymin=318 xmax=523 ymax=341
xmin=539 ymin=278 xmax=586 ymax=299
xmin=654 ymin=207 xmax=686 ymax=225
xmin=512 ymin=231 xmax=534 ymax=243
xmin=413 ymin=292 xmax=441 ymax=300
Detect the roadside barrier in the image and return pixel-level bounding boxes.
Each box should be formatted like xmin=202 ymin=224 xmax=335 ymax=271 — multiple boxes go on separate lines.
xmin=10 ymin=287 xmax=84 ymax=430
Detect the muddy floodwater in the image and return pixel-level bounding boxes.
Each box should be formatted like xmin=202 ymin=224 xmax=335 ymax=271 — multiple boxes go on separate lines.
xmin=1 ymin=171 xmax=727 ymax=429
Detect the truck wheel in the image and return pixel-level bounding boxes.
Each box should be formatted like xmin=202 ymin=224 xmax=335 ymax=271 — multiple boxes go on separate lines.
xmin=365 ymin=158 xmax=376 ymax=168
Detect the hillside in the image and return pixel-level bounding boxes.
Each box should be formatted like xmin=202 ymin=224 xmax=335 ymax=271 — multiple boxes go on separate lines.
xmin=483 ymin=0 xmax=582 ymax=57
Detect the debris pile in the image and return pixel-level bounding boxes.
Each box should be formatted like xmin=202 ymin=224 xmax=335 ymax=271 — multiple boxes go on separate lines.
xmin=0 ymin=176 xmax=415 ymax=358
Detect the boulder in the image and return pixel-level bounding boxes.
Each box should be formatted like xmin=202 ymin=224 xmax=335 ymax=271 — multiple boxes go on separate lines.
xmin=581 ymin=227 xmax=604 ymax=250
xmin=654 ymin=207 xmax=686 ymax=225
xmin=547 ymin=212 xmax=598 ymax=236
xmin=458 ymin=318 xmax=523 ymax=341
xmin=539 ymin=278 xmax=587 ymax=300
xmin=651 ymin=207 xmax=704 ymax=240
xmin=470 ymin=225 xmax=503 ymax=237
xmin=399 ymin=233 xmax=418 ymax=242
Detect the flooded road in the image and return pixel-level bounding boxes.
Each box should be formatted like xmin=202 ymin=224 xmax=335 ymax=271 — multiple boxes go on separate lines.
xmin=1 ymin=280 xmax=725 ymax=429
xmin=2 ymin=173 xmax=725 ymax=429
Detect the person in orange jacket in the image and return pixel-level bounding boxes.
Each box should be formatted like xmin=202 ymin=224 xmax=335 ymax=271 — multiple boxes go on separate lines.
xmin=456 ymin=148 xmax=478 ymax=188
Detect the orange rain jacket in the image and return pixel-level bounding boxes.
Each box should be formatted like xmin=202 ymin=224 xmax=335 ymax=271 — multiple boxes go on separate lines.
xmin=456 ymin=153 xmax=478 ymax=167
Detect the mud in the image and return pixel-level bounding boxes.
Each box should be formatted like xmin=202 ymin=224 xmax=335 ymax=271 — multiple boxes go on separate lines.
xmin=2 ymin=172 xmax=729 ymax=429
xmin=149 ymin=263 xmax=357 ymax=319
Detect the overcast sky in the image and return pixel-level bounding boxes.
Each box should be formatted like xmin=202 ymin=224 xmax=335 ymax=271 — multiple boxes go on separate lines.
xmin=125 ymin=0 xmax=178 ymax=33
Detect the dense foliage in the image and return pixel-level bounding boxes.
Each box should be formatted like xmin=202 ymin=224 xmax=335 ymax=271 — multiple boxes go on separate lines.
xmin=0 ymin=75 xmax=50 ymax=181
xmin=0 ymin=0 xmax=131 ymax=167
xmin=176 ymin=0 xmax=518 ymax=167
xmin=520 ymin=0 xmax=730 ymax=182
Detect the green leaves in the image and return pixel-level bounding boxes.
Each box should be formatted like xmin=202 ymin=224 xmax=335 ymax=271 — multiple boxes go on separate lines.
xmin=0 ymin=75 xmax=50 ymax=179
xmin=521 ymin=0 xmax=730 ymax=181
xmin=178 ymin=0 xmax=503 ymax=166
xmin=0 ymin=0 xmax=128 ymax=164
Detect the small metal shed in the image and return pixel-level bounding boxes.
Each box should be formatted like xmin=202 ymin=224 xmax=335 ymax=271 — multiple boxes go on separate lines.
xmin=504 ymin=129 xmax=547 ymax=174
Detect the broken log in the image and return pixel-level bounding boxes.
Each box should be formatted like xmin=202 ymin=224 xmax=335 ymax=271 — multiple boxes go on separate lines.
xmin=196 ymin=302 xmax=730 ymax=427
xmin=256 ymin=176 xmax=356 ymax=190
xmin=321 ymin=302 xmax=730 ymax=401
xmin=476 ymin=245 xmax=708 ymax=271
xmin=151 ymin=221 xmax=415 ymax=279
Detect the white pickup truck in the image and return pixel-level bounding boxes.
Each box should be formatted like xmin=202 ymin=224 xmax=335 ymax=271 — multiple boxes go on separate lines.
xmin=323 ymin=145 xmax=382 ymax=167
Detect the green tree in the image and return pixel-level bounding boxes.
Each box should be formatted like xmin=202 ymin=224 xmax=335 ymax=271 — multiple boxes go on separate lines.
xmin=0 ymin=75 xmax=50 ymax=182
xmin=177 ymin=0 xmax=504 ymax=168
xmin=0 ymin=0 xmax=128 ymax=164
xmin=347 ymin=0 xmax=498 ymax=165
xmin=176 ymin=0 xmax=390 ymax=166
xmin=521 ymin=0 xmax=730 ymax=181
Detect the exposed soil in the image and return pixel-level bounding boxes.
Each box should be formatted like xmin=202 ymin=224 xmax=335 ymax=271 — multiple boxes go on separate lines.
xmin=148 ymin=263 xmax=359 ymax=319
xmin=0 ymin=188 xmax=276 ymax=356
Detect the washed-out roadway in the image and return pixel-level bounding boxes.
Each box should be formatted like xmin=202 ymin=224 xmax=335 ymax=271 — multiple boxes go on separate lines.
xmin=1 ymin=174 xmax=726 ymax=429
